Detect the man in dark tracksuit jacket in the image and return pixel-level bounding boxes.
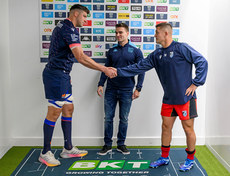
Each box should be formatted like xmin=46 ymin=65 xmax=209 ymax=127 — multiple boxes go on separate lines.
xmin=116 ymin=23 xmax=208 ymax=172
xmin=97 ymin=23 xmax=145 ymax=155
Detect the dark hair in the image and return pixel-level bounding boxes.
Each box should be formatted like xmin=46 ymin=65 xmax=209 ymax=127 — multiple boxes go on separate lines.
xmin=70 ymin=4 xmax=90 ymax=14
xmin=115 ymin=23 xmax=129 ymax=32
xmin=156 ymin=22 xmax=172 ymax=29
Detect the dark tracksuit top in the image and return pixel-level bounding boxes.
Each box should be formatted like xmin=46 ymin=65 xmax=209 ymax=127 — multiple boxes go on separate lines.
xmin=98 ymin=41 xmax=145 ymax=91
xmin=117 ymin=41 xmax=208 ymax=105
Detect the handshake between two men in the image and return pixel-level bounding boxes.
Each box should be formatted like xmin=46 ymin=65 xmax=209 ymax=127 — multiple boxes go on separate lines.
xmin=104 ymin=67 xmax=118 ymax=79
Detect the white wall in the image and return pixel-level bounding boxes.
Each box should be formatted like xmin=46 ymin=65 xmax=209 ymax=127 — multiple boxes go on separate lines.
xmin=205 ymin=0 xmax=230 ymax=171
xmin=7 ymin=0 xmax=208 ymax=148
xmin=0 ymin=0 xmax=12 ymax=158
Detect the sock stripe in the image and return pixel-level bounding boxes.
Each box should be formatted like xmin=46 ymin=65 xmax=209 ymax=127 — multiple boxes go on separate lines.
xmin=44 ymin=119 xmax=56 ymax=127
xmin=61 ymin=116 xmax=72 ymax=122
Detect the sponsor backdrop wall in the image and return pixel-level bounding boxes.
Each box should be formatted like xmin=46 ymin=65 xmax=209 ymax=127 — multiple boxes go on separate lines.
xmin=6 ymin=0 xmax=208 ymax=149
xmin=0 ymin=0 xmax=11 ymax=158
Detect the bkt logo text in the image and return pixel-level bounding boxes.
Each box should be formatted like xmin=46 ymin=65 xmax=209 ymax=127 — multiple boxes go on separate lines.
xmin=69 ymin=160 xmax=150 ymax=170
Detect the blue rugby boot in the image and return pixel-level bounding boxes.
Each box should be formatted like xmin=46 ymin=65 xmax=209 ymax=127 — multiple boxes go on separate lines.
xmin=179 ymin=158 xmax=194 ymax=172
xmin=149 ymin=157 xmax=169 ymax=168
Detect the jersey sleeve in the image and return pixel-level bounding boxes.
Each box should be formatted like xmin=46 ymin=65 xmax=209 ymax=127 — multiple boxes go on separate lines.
xmin=117 ymin=52 xmax=155 ymax=77
xmin=135 ymin=48 xmax=145 ymax=90
xmin=62 ymin=27 xmax=81 ymax=50
xmin=180 ymin=43 xmax=208 ymax=86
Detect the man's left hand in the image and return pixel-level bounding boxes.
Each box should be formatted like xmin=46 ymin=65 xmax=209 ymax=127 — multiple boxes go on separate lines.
xmin=132 ymin=90 xmax=140 ymax=100
xmin=185 ymin=84 xmax=197 ymax=96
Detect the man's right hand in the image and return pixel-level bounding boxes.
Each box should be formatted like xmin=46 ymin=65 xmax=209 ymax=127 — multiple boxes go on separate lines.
xmin=97 ymin=86 xmax=104 ymax=97
xmin=104 ymin=67 xmax=117 ymax=78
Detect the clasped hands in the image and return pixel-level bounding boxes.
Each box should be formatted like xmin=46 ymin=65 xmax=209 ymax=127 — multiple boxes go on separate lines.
xmin=104 ymin=67 xmax=117 ymax=78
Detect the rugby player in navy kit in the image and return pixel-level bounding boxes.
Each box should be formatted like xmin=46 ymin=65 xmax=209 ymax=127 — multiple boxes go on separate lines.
xmin=112 ymin=23 xmax=208 ymax=172
xmin=40 ymin=4 xmax=116 ymax=167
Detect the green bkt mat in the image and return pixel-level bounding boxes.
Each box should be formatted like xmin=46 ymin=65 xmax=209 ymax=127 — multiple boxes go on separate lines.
xmin=12 ymin=148 xmax=207 ymax=176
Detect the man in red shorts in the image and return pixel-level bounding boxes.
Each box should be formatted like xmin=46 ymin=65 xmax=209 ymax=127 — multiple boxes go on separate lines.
xmin=114 ymin=22 xmax=208 ymax=172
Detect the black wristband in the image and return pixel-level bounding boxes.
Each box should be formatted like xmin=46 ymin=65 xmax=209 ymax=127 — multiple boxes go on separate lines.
xmin=136 ymin=87 xmax=142 ymax=92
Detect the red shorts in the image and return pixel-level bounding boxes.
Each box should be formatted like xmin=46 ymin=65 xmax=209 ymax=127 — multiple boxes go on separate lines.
xmin=161 ymin=98 xmax=198 ymax=120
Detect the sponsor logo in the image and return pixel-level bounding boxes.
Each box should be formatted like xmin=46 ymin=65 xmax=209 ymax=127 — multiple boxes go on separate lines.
xmin=95 ymin=44 xmax=103 ymax=49
xmin=143 ymin=44 xmax=154 ymax=50
xmin=80 ymin=28 xmax=92 ymax=34
xmin=81 ymin=36 xmax=92 ymax=42
xmin=106 ymin=36 xmax=116 ymax=42
xmin=106 ymin=5 xmax=117 ymax=11
xmin=156 ymin=6 xmax=168 ymax=12
xmin=80 ymin=0 xmax=92 ymax=2
xmin=93 ymin=0 xmax=104 ymax=2
xmin=93 ymin=13 xmax=105 ymax=19
xmin=106 ymin=13 xmax=117 ymax=19
xmin=83 ymin=20 xmax=92 ymax=26
xmin=118 ymin=0 xmax=129 ymax=3
xmin=130 ymin=36 xmax=142 ymax=42
xmin=41 ymin=4 xmax=53 ymax=10
xmin=169 ymin=0 xmax=180 ymax=4
xmin=43 ymin=28 xmax=52 ymax=32
xmin=157 ymin=0 xmax=167 ymax=3
xmin=156 ymin=14 xmax=167 ymax=20
xmin=118 ymin=21 xmax=129 ymax=26
xmin=54 ymin=4 xmax=66 ymax=10
xmin=55 ymin=20 xmax=63 ymax=25
xmin=106 ymin=29 xmax=116 ymax=33
xmin=83 ymin=51 xmax=92 ymax=57
xmin=42 ymin=35 xmax=51 ymax=41
xmin=170 ymin=6 xmax=179 ymax=11
xmin=93 ymin=36 xmax=104 ymax=41
xmin=170 ymin=15 xmax=178 ymax=19
xmin=42 ymin=43 xmax=50 ymax=49
xmin=131 ymin=0 xmax=142 ymax=3
xmin=144 ymin=52 xmax=151 ymax=57
xmin=82 ymin=4 xmax=92 ymax=10
xmin=106 ymin=0 xmax=116 ymax=2
xmin=67 ymin=0 xmax=79 ymax=2
xmin=144 ymin=13 xmax=155 ymax=19
xmin=68 ymin=160 xmax=150 ymax=170
xmin=55 ymin=0 xmax=65 ymax=1
xmin=130 ymin=29 xmax=142 ymax=34
xmin=119 ymin=6 xmax=129 ymax=10
xmin=144 ymin=22 xmax=154 ymax=26
xmin=105 ymin=43 xmax=116 ymax=49
xmin=118 ymin=13 xmax=129 ymax=19
xmin=93 ymin=21 xmax=104 ymax=26
xmin=136 ymin=45 xmax=141 ymax=49
xmin=106 ymin=21 xmax=117 ymax=26
xmin=182 ymin=111 xmax=187 ymax=117
xmin=71 ymin=34 xmax=79 ymax=42
xmin=43 ymin=20 xmax=53 ymax=25
xmin=131 ymin=5 xmax=142 ymax=11
xmin=41 ymin=12 xmax=53 ymax=18
xmin=143 ymin=36 xmax=154 ymax=42
xmin=94 ymin=52 xmax=104 ymax=56
xmin=156 ymin=21 xmax=167 ymax=25
xmin=145 ymin=0 xmax=153 ymax=2
xmin=143 ymin=29 xmax=155 ymax=35
xmin=173 ymin=38 xmax=178 ymax=41
xmin=55 ymin=12 xmax=66 ymax=18
xmin=144 ymin=5 xmax=155 ymax=12
xmin=131 ymin=21 xmax=142 ymax=27
xmin=93 ymin=28 xmax=104 ymax=34
xmin=131 ymin=14 xmax=141 ymax=19
xmin=82 ymin=44 xmax=91 ymax=48
xmin=93 ymin=5 xmax=104 ymax=11
xmin=43 ymin=51 xmax=49 ymax=56
xmin=173 ymin=29 xmax=179 ymax=35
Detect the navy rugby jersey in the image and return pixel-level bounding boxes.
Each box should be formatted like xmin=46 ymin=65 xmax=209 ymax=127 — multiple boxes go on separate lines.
xmin=117 ymin=41 xmax=208 ymax=104
xmin=98 ymin=41 xmax=145 ymax=91
xmin=45 ymin=19 xmax=81 ymax=73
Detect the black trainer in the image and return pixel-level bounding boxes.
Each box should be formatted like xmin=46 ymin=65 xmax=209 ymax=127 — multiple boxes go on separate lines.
xmin=98 ymin=145 xmax=112 ymax=155
xmin=117 ymin=145 xmax=130 ymax=155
